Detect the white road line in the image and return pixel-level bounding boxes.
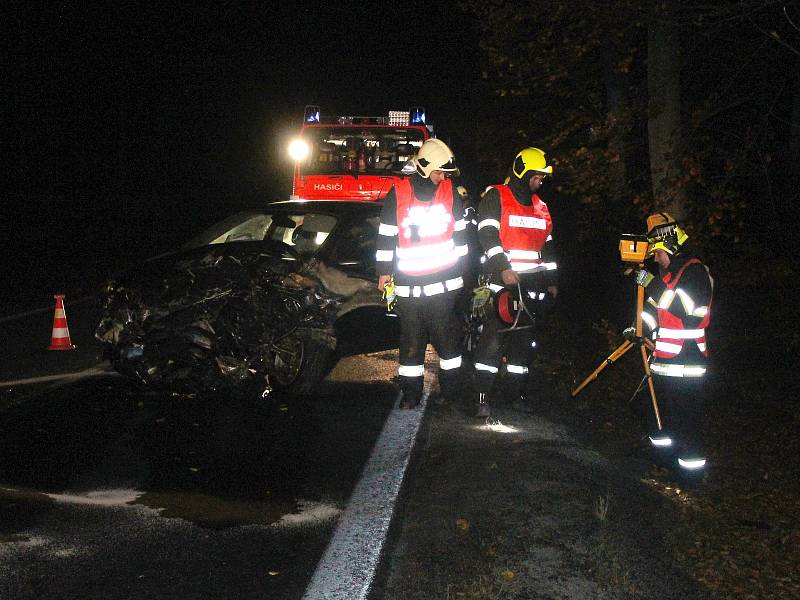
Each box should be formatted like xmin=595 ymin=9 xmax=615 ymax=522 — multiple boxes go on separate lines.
xmin=302 ymin=393 xmax=429 ymax=600
xmin=0 ymin=364 xmax=114 ymax=387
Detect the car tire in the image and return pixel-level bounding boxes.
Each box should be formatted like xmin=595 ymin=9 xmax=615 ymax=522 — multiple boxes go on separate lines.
xmin=268 ymin=328 xmax=336 ymax=395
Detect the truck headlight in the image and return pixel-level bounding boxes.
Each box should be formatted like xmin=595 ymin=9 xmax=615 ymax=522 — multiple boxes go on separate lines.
xmin=288 ymin=139 xmax=310 ymax=161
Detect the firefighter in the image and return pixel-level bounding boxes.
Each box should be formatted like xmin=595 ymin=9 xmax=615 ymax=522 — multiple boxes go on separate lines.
xmin=625 ymin=212 xmax=713 ymax=478
xmin=376 ymin=138 xmax=468 ymax=409
xmin=472 ymin=148 xmax=558 ymax=417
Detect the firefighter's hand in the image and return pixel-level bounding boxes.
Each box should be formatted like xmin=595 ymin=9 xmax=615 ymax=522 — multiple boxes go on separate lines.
xmin=378 ymin=274 xmax=391 ymax=292
xmin=634 ymin=269 xmax=654 ymax=288
xmin=501 ymin=269 xmax=520 ymax=286
xmin=622 ymin=327 xmax=638 ymax=343
xmin=547 ymin=285 xmax=558 ymax=299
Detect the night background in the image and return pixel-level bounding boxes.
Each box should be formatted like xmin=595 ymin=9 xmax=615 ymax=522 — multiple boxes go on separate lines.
xmin=5 ymin=2 xmax=800 ymax=596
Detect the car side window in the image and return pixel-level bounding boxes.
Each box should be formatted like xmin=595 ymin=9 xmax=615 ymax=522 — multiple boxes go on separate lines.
xmin=327 ymin=216 xmax=380 ymax=276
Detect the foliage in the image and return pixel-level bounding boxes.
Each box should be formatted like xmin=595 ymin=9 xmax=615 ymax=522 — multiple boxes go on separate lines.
xmin=462 ymin=0 xmax=800 ymax=261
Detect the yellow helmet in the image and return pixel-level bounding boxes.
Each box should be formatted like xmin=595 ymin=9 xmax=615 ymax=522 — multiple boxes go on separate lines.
xmin=413 ymin=138 xmax=457 ymax=178
xmin=646 ymin=212 xmax=688 ymax=256
xmin=512 ymin=147 xmax=553 ymax=179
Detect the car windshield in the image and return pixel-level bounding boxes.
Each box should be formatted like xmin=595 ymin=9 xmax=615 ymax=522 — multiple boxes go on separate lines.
xmin=183 ymin=210 xmax=339 ymax=258
xmin=300 ymin=127 xmax=424 ymax=175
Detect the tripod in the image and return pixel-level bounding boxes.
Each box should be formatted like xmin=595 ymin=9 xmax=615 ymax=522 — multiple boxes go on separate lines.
xmin=571 ymin=266 xmax=663 ymax=430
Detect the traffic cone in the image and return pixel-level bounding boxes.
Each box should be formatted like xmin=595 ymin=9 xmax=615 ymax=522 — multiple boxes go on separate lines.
xmin=48 ymin=294 xmax=76 ymax=350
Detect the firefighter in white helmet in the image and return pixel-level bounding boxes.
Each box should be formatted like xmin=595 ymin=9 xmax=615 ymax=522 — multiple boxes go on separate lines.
xmin=625 ymin=212 xmax=713 ymax=479
xmin=472 ymin=148 xmax=558 ymax=417
xmin=376 ymin=138 xmax=468 ymax=408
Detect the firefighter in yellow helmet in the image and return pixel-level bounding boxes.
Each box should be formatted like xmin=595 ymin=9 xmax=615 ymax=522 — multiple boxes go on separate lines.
xmin=472 ymin=148 xmax=558 ymax=417
xmin=376 ymin=138 xmax=468 ymax=408
xmin=624 ymin=212 xmax=714 ymax=480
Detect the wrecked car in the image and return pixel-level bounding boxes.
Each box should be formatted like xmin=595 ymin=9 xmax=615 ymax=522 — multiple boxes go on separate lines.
xmin=95 ymin=200 xmax=397 ymax=398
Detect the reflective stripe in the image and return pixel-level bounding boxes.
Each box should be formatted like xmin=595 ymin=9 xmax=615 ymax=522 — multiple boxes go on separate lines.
xmin=678 ymin=457 xmax=706 ymax=470
xmin=510 ymin=261 xmax=557 ymax=273
xmin=444 ymin=277 xmax=464 ymax=290
xmin=488 ymin=284 xmax=504 ymax=293
xmin=507 ymin=249 xmax=542 ymax=260
xmin=506 ymin=364 xmax=528 ymax=374
xmin=394 ymin=277 xmax=464 ymax=298
xmin=655 ymin=340 xmax=682 ymax=354
xmin=478 ymin=219 xmax=501 ymax=230
xmin=697 ymin=342 xmax=706 ymax=352
xmin=508 ymin=215 xmax=546 ymax=229
xmin=456 ymin=243 xmax=469 ymax=257
xmin=527 ymin=291 xmax=546 ymax=300
xmin=453 ymin=218 xmax=467 ymax=231
xmin=439 ymin=355 xmax=462 ymax=370
xmin=395 ymin=239 xmax=456 ymax=259
xmin=649 ymin=435 xmax=673 ymax=447
xmin=398 ymin=364 xmax=425 ymax=377
xmin=640 ymin=312 xmax=658 ymax=331
xmin=375 ymin=249 xmax=394 ymax=262
xmin=651 ymin=363 xmax=706 ymax=377
xmin=693 ymin=306 xmax=708 ymax=317
xmin=659 ymin=327 xmax=705 ymax=340
xmin=545 ymin=234 xmax=553 ymax=242
xmin=51 ymin=327 xmax=70 ymax=337
xmin=674 ymin=288 xmax=695 ymax=314
xmin=474 ymin=362 xmax=499 ymax=374
xmin=422 ymin=282 xmax=444 ymax=295
xmin=485 ymin=245 xmax=504 ymax=259
xmin=510 ymin=262 xmax=539 ymax=272
xmin=647 ymin=297 xmax=658 ymax=308
xmin=657 ymin=289 xmax=675 ymax=309
xmin=397 ymin=246 xmax=460 ymax=274
xmin=379 ymin=223 xmax=399 ymax=236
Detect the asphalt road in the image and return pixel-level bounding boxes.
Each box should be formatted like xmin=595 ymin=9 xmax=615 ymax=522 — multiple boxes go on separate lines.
xmin=0 ymin=301 xmax=403 ymax=599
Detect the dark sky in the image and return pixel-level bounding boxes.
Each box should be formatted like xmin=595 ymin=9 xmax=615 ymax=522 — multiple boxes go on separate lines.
xmin=6 ymin=3 xmax=490 ymax=306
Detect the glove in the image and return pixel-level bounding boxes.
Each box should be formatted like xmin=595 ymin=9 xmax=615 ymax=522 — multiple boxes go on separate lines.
xmin=622 ymin=327 xmax=637 ymax=342
xmin=634 ymin=269 xmax=655 ymax=288
xmin=471 ymin=285 xmax=492 ymax=319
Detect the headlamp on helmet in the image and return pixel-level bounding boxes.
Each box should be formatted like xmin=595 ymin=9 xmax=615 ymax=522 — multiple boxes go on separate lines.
xmin=512 ymin=147 xmax=553 ymax=180
xmin=414 ymin=138 xmax=458 ymax=178
xmin=645 ymin=212 xmax=688 ymax=256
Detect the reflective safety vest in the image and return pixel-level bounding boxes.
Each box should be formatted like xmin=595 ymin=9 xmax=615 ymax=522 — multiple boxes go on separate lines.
xmin=651 ymin=258 xmax=712 ymax=377
xmin=394 ymin=178 xmax=459 ymax=277
xmin=494 ymin=185 xmax=554 ymax=273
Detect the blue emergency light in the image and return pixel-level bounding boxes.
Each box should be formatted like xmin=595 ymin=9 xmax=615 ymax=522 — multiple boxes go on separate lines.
xmin=410 ymin=106 xmax=426 ymax=125
xmin=304 ymin=105 xmax=320 ymax=123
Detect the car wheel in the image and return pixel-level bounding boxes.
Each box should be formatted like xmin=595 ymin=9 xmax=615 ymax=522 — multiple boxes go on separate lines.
xmin=268 ymin=329 xmax=335 ymax=395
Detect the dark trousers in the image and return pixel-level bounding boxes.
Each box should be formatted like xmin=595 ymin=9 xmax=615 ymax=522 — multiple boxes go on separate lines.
xmin=473 ymin=306 xmax=536 ymax=398
xmin=394 ymin=291 xmax=463 ymax=401
xmin=650 ymin=374 xmax=707 ymax=458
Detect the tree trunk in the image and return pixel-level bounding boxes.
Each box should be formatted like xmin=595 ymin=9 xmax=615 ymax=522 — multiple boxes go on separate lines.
xmin=603 ymin=41 xmax=631 ymax=205
xmin=647 ymin=3 xmax=684 ymax=218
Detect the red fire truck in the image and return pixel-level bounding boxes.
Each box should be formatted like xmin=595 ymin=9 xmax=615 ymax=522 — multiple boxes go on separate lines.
xmin=288 ymin=105 xmax=433 ymax=201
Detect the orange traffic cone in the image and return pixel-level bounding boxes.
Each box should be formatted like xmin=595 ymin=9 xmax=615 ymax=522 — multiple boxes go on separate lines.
xmin=48 ymin=294 xmax=76 ymax=350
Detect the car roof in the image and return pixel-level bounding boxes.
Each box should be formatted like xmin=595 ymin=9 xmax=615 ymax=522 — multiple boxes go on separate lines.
xmin=264 ymin=200 xmax=383 ymax=215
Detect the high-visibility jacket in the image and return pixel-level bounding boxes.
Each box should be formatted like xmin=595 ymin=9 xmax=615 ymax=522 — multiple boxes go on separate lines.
xmin=394 ymin=178 xmax=460 ymax=277
xmin=375 ymin=176 xmax=467 ymax=297
xmin=642 ymin=256 xmax=713 ymax=378
xmin=480 ymin=185 xmax=556 ymax=275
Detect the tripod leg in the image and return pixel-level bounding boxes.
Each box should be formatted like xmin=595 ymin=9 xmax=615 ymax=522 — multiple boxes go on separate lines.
xmin=571 ymin=340 xmax=633 ymax=397
xmin=639 ymin=344 xmax=662 ymax=430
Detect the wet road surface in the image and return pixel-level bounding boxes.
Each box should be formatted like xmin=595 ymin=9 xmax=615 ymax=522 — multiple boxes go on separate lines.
xmin=0 ymin=349 xmax=399 ymax=599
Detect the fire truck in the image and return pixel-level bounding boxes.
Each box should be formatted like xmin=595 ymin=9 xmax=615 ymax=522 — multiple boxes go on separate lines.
xmin=287 ymin=105 xmax=433 ymax=201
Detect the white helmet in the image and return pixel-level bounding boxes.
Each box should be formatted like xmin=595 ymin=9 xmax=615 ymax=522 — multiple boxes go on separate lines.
xmin=413 ymin=138 xmax=457 ymax=178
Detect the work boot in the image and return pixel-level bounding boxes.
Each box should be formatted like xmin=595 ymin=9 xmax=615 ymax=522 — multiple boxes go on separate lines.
xmin=475 ymin=392 xmax=490 ymax=418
